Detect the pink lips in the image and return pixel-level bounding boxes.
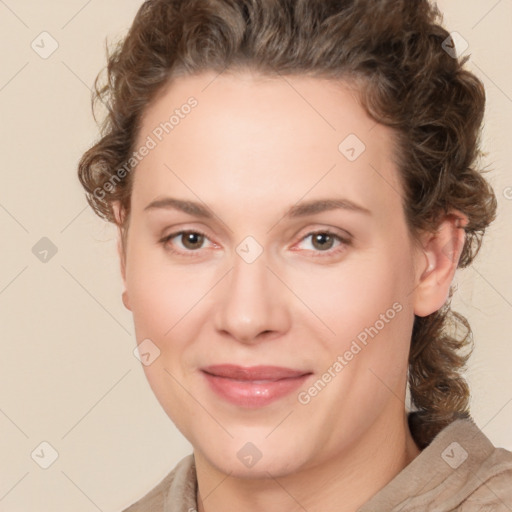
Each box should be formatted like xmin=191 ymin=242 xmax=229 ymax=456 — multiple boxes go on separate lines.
xmin=201 ymin=364 xmax=312 ymax=408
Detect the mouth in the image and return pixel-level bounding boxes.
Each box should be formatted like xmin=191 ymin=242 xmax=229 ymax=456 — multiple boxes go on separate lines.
xmin=200 ymin=364 xmax=313 ymax=408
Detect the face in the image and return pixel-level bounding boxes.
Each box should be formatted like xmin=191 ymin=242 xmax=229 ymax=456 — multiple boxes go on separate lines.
xmin=121 ymin=71 xmax=426 ymax=478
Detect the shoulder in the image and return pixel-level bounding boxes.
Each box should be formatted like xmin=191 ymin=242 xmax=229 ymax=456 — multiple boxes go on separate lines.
xmin=414 ymin=418 xmax=512 ymax=510
xmin=360 ymin=418 xmax=512 ymax=511
xmin=456 ymin=436 xmax=512 ymax=511
xmin=122 ymin=454 xmax=197 ymax=512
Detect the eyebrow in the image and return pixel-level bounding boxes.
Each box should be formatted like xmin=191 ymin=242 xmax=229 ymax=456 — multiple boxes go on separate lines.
xmin=144 ymin=197 xmax=371 ymax=218
xmin=145 ymin=197 xmax=213 ymax=217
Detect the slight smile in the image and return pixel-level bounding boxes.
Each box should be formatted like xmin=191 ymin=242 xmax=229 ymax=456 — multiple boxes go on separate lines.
xmin=201 ymin=365 xmax=313 ymax=408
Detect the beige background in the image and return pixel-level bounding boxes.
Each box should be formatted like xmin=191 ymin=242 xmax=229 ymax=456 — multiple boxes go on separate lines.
xmin=0 ymin=1 xmax=510 ymax=510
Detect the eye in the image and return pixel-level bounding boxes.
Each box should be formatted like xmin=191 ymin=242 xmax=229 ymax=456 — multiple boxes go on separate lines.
xmin=295 ymin=230 xmax=351 ymax=256
xmin=159 ymin=230 xmax=215 ymax=255
xmin=159 ymin=228 xmax=351 ymax=258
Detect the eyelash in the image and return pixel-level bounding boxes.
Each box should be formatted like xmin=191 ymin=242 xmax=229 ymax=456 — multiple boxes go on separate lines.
xmin=159 ymin=229 xmax=352 ymax=259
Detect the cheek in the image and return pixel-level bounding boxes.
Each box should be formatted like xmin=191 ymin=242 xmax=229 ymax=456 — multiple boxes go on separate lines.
xmin=125 ymin=235 xmax=203 ymax=338
xmin=126 ymin=269 xmax=174 ymax=340
xmin=301 ymin=249 xmax=416 ymax=398
xmin=294 ymin=249 xmax=414 ymax=339
xmin=124 ymin=245 xmax=220 ymax=387
xmin=124 ymin=249 xmax=203 ymax=426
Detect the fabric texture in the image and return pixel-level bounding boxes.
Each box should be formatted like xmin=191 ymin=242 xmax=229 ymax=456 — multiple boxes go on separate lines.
xmin=122 ymin=418 xmax=512 ymax=511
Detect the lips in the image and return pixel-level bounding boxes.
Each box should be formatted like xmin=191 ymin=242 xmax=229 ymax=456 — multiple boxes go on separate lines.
xmin=202 ymin=364 xmax=309 ymax=380
xmin=201 ymin=364 xmax=312 ymax=407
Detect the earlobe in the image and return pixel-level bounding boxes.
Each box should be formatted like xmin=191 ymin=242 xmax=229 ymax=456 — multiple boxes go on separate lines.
xmin=413 ymin=212 xmax=468 ymax=317
xmin=119 ymin=242 xmax=131 ymax=311
xmin=122 ymin=290 xmax=131 ymax=311
xmin=117 ymin=232 xmax=127 ymax=284
xmin=112 ymin=201 xmax=131 ymax=311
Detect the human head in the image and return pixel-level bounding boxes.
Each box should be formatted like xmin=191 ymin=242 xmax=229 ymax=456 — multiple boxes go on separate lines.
xmin=78 ymin=0 xmax=496 ymax=454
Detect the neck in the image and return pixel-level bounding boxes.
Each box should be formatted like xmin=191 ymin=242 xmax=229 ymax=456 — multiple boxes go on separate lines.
xmin=195 ymin=412 xmax=421 ymax=512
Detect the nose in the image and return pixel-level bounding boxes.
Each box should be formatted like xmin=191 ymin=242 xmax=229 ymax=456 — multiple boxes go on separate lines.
xmin=213 ymin=252 xmax=291 ymax=345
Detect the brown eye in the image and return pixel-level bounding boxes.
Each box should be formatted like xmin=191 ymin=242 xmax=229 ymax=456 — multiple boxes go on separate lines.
xmin=160 ymin=230 xmax=211 ymax=254
xmin=180 ymin=232 xmax=205 ymax=250
xmin=311 ymin=233 xmax=336 ymax=251
xmin=294 ymin=230 xmax=351 ymax=257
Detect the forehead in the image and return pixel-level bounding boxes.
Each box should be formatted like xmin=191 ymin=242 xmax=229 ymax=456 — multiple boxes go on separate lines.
xmin=132 ymin=71 xmax=403 ymax=220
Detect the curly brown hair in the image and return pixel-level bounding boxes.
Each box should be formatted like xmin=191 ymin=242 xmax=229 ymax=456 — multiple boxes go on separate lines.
xmin=78 ymin=0 xmax=497 ymax=448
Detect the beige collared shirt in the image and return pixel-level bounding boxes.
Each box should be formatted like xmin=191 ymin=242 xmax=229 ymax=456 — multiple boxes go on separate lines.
xmin=123 ymin=418 xmax=512 ymax=511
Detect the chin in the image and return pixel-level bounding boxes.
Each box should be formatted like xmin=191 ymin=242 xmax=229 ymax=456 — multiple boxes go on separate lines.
xmin=193 ymin=432 xmax=313 ymax=479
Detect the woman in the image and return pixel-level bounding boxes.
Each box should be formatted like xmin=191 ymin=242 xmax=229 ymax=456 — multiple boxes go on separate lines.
xmin=78 ymin=0 xmax=512 ymax=510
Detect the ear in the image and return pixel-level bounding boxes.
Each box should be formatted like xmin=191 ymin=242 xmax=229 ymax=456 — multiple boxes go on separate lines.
xmin=413 ymin=211 xmax=468 ymax=317
xmin=112 ymin=201 xmax=131 ymax=311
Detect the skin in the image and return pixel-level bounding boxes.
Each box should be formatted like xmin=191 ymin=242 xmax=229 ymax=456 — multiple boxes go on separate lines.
xmin=116 ymin=70 xmax=466 ymax=512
